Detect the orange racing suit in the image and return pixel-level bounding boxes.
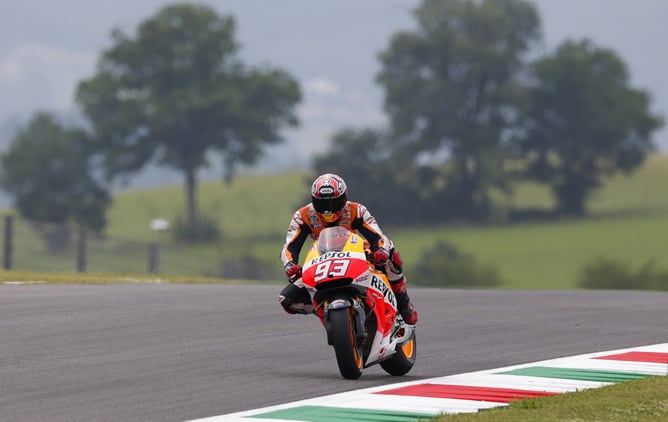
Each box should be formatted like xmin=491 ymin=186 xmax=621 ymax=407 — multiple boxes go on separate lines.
xmin=280 ymin=201 xmax=392 ymax=268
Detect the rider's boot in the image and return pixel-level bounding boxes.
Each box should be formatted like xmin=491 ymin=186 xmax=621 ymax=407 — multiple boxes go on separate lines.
xmin=278 ymin=282 xmax=314 ymax=315
xmin=390 ymin=276 xmax=418 ymax=324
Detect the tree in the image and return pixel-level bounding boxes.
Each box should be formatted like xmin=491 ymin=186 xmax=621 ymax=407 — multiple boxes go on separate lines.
xmin=312 ymin=127 xmax=451 ymax=224
xmin=0 ymin=113 xmax=111 ymax=231
xmin=311 ymin=128 xmax=394 ymax=217
xmin=376 ymin=0 xmax=541 ymax=220
xmin=76 ymin=3 xmax=301 ymax=241
xmin=518 ymin=39 xmax=664 ymax=216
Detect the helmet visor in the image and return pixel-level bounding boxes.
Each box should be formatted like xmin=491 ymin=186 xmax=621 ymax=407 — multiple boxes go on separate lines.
xmin=312 ymin=196 xmax=347 ymax=214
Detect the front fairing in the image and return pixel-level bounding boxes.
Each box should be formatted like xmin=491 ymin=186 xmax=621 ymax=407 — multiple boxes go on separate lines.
xmin=302 ymin=227 xmax=369 ymax=292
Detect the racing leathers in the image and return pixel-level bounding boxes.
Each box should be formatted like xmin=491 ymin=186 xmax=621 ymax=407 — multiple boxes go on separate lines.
xmin=278 ymin=201 xmax=418 ymax=324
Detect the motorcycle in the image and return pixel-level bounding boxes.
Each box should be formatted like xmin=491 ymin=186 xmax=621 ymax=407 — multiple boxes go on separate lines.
xmin=300 ymin=226 xmax=416 ymax=379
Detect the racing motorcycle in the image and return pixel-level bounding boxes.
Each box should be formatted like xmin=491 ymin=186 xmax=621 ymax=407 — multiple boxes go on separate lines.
xmin=300 ymin=226 xmax=416 ymax=380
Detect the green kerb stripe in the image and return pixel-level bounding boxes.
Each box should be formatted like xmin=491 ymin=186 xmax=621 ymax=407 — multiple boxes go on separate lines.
xmin=247 ymin=405 xmax=435 ymax=421
xmin=498 ymin=366 xmax=654 ymax=382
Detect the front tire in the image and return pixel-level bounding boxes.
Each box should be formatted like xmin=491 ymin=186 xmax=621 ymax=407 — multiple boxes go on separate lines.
xmin=380 ymin=329 xmax=416 ymax=376
xmin=330 ymin=307 xmax=363 ymax=379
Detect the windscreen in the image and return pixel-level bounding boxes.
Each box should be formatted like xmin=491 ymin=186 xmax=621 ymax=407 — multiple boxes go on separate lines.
xmin=316 ymin=226 xmax=351 ymax=254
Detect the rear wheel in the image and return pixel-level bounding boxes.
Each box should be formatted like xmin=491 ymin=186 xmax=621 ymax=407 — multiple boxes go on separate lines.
xmin=330 ymin=307 xmax=363 ymax=379
xmin=380 ymin=329 xmax=416 ymax=376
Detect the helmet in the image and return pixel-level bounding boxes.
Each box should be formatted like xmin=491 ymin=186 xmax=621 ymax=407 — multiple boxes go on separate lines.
xmin=311 ymin=173 xmax=348 ymax=223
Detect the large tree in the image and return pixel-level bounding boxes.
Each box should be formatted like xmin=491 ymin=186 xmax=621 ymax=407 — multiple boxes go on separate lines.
xmin=76 ymin=3 xmax=301 ymax=240
xmin=377 ymin=0 xmax=541 ymax=220
xmin=0 ymin=112 xmax=110 ymax=230
xmin=519 ymin=39 xmax=664 ymax=215
xmin=311 ymin=128 xmax=397 ymax=221
xmin=311 ymin=127 xmax=449 ymax=224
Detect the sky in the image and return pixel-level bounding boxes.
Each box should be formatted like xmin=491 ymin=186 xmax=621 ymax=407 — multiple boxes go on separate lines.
xmin=1 ymin=0 xmax=667 ymax=187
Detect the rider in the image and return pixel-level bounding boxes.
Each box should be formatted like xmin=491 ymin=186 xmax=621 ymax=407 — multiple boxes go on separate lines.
xmin=278 ymin=173 xmax=418 ymax=324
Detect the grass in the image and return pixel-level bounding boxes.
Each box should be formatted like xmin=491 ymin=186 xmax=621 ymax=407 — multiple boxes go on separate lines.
xmin=106 ymin=170 xmax=310 ymax=242
xmin=432 ymin=375 xmax=668 ymax=421
xmin=0 ymin=270 xmax=250 ymax=284
xmin=430 ymin=154 xmax=668 ymax=289
xmin=393 ymin=212 xmax=668 ymax=289
xmin=505 ymin=154 xmax=668 ymax=214
xmin=102 ymin=154 xmax=668 ymax=289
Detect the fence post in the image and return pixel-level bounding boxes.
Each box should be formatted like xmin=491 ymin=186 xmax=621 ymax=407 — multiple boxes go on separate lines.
xmin=76 ymin=227 xmax=87 ymax=272
xmin=3 ymin=215 xmax=13 ymax=270
xmin=148 ymin=243 xmax=159 ymax=273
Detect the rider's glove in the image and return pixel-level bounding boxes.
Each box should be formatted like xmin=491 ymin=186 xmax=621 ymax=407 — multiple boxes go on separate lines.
xmin=285 ymin=262 xmax=302 ymax=283
xmin=373 ymin=248 xmax=390 ymax=267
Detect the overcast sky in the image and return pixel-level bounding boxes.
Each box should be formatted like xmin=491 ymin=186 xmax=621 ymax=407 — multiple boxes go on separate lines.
xmin=2 ymin=0 xmax=667 ymax=175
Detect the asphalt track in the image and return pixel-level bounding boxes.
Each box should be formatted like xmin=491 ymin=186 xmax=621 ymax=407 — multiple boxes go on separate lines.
xmin=1 ymin=283 xmax=666 ymax=422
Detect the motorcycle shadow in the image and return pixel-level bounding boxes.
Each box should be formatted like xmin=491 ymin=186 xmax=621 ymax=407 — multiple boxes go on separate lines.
xmin=271 ymin=365 xmax=423 ymax=382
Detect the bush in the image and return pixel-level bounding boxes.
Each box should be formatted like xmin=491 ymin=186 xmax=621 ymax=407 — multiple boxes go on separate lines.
xmin=171 ymin=213 xmax=222 ymax=244
xmin=578 ymin=257 xmax=668 ymax=291
xmin=30 ymin=221 xmax=73 ymax=254
xmin=411 ymin=240 xmax=504 ymax=288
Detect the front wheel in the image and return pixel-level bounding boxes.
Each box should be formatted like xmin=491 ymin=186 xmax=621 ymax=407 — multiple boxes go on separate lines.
xmin=380 ymin=329 xmax=416 ymax=376
xmin=329 ymin=307 xmax=363 ymax=379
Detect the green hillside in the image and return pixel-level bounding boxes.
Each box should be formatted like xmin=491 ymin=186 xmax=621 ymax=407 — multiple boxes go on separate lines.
xmin=107 ymin=171 xmax=310 ymax=242
xmin=103 ymin=154 xmax=668 ymax=289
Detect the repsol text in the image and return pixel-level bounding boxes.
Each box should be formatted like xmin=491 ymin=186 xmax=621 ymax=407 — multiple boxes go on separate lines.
xmin=310 ymin=251 xmax=351 ymax=265
xmin=370 ymin=275 xmax=397 ymax=308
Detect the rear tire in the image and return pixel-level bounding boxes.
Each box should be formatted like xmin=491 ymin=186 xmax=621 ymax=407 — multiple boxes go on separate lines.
xmin=330 ymin=307 xmax=363 ymax=379
xmin=380 ymin=329 xmax=416 ymax=376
